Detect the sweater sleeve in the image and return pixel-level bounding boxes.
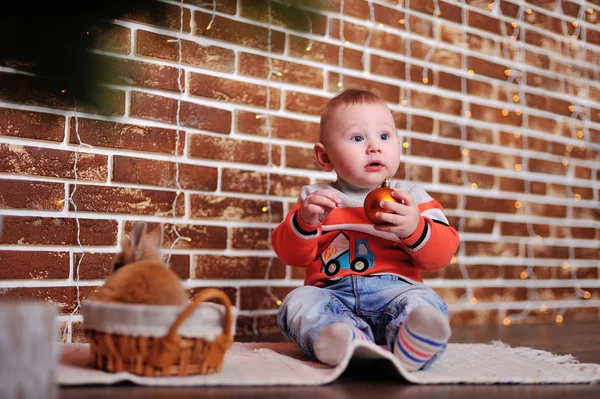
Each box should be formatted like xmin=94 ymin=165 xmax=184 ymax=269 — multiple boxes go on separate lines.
xmin=271 ymin=202 xmax=322 ymax=267
xmin=393 ymin=184 xmax=459 ymax=272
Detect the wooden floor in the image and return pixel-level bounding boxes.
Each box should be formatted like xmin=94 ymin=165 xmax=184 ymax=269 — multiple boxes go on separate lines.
xmin=60 ymin=320 xmax=600 ymax=399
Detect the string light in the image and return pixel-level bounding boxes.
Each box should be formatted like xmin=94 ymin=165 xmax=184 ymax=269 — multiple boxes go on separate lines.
xmin=552 ymin=0 xmax=596 ymax=323
xmin=421 ymin=0 xmax=441 ymax=85
xmin=337 ymin=0 xmax=345 ymax=89
xmin=205 ymin=0 xmax=216 ymax=30
xmin=166 ymin=0 xmax=192 ymax=266
xmin=262 ymin=1 xmax=282 ymax=321
xmin=448 ymin=0 xmax=477 ymax=323
xmin=402 ymin=0 xmax=413 ymax=182
xmin=361 ymin=0 xmax=375 ymax=77
xmin=61 ymin=99 xmax=93 ymax=342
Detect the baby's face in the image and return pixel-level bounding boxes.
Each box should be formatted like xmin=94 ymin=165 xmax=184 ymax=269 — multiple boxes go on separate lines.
xmin=321 ymin=102 xmax=400 ymax=188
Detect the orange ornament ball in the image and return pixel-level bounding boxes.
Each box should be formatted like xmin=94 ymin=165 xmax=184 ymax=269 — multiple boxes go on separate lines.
xmin=363 ymin=179 xmax=398 ymax=224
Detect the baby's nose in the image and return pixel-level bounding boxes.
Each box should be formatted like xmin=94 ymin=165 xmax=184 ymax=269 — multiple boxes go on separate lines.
xmin=367 ymin=141 xmax=382 ymax=153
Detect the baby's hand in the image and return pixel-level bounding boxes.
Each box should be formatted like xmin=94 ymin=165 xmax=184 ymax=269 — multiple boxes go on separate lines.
xmin=299 ymin=189 xmax=341 ymax=225
xmin=373 ymin=189 xmax=420 ymax=238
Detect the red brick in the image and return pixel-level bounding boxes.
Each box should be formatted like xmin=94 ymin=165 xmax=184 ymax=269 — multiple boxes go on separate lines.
xmin=122 ymin=221 xmax=227 ymax=251
xmin=240 ymin=286 xmax=296 ymax=310
xmin=408 ymin=14 xmax=434 ymax=38
xmin=470 ymin=103 xmax=522 ymax=126
xmin=468 ymin=57 xmax=509 ymax=81
xmin=411 ymin=139 xmax=461 ymax=161
xmin=0 ymin=180 xmax=64 ymax=211
xmin=467 ymin=79 xmax=494 ymax=98
xmin=0 ymin=251 xmax=69 ymax=279
xmin=69 ymin=118 xmax=183 ymax=154
xmin=463 ymin=217 xmax=495 ymax=234
xmin=526 ymin=71 xmax=561 ymax=92
xmin=88 ymin=23 xmax=131 ymax=54
xmin=0 ymin=286 xmax=97 ymax=314
xmin=285 ymin=91 xmax=330 ymax=116
xmin=528 ymin=158 xmax=567 ymax=176
xmin=185 ymin=0 xmax=236 ymax=14
xmin=190 ymin=195 xmax=283 ymax=223
xmin=168 ymin=255 xmax=191 ymax=280
xmin=70 ymin=185 xmax=184 ymax=216
xmin=194 ymin=11 xmax=284 ymax=53
xmin=439 ymin=170 xmax=494 ymax=189
xmin=238 ymin=52 xmax=323 ymax=89
xmin=222 ymin=169 xmax=309 ymax=197
xmin=236 ymin=314 xmax=280 ymax=336
xmin=450 ymin=310 xmax=500 ymax=325
xmin=474 ymin=287 xmax=528 ymax=303
xmin=189 ymin=134 xmax=282 ymax=166
xmin=231 ymin=228 xmax=270 ymax=250
xmin=529 ymin=203 xmax=567 ymax=218
xmin=444 ymin=264 xmax=500 ymax=279
xmin=288 ymin=35 xmax=364 ymax=70
xmin=112 ymin=156 xmax=218 ymax=191
xmin=328 ymin=19 xmax=370 ymax=47
xmin=438 ymin=121 xmax=461 ymax=139
xmin=575 ymin=247 xmax=600 ymax=260
xmin=525 ymin=30 xmax=558 ymax=49
xmin=136 ymin=30 xmax=235 ymax=73
xmin=189 ymin=73 xmax=280 ymax=109
xmin=240 ymin=1 xmax=327 ymax=35
xmin=0 ymin=144 xmax=108 ymax=181
xmin=428 ymin=191 xmax=458 ymax=210
xmin=468 ymin=10 xmax=501 ymax=34
xmin=330 ymin=19 xmax=406 ymax=54
xmin=285 ymin=146 xmax=321 ymax=171
xmin=411 ymin=41 xmax=462 ymax=69
xmin=194 ymin=256 xmax=285 ymax=280
xmin=394 ymin=164 xmax=433 ymax=183
xmin=122 ymin=2 xmax=191 ymax=32
xmin=467 ymin=32 xmax=499 ymax=57
xmin=236 ymin=110 xmax=319 ymax=143
xmin=91 ymin=54 xmax=182 ymax=92
xmin=465 ymin=197 xmax=518 ymax=214
xmin=130 ymin=91 xmax=231 ymax=134
xmin=75 ymin=252 xmax=115 ymax=280
xmin=0 ymin=108 xmax=65 ymax=142
xmin=374 ymin=3 xmax=408 ymax=26
xmin=328 ymin=72 xmax=399 ymax=103
xmin=528 ymin=115 xmax=557 ymax=134
xmin=370 ymin=54 xmax=405 ymax=79
xmin=0 ymin=72 xmax=125 ymax=116
xmin=410 ymin=91 xmax=462 ymax=116
xmin=187 ymin=287 xmax=237 ymax=307
xmin=0 ymin=216 xmax=118 ymax=246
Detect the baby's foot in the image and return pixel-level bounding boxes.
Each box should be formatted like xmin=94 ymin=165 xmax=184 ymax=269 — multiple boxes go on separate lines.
xmin=314 ymin=322 xmax=369 ymax=365
xmin=393 ymin=306 xmax=451 ymax=372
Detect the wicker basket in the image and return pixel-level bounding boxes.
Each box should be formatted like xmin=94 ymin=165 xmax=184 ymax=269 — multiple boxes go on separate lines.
xmin=83 ymin=288 xmax=234 ymax=377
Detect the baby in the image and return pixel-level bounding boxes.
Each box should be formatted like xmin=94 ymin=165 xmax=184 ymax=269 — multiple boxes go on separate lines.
xmin=272 ymin=89 xmax=459 ymax=371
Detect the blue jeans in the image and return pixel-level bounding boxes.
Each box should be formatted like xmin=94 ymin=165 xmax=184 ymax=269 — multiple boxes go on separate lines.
xmin=277 ymin=274 xmax=449 ymax=369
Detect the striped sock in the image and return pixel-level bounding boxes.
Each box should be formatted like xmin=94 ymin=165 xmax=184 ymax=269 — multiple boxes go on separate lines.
xmin=393 ymin=306 xmax=450 ymax=372
xmin=314 ymin=322 xmax=370 ymax=365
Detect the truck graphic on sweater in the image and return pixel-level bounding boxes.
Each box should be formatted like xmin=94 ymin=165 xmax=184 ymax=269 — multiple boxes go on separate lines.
xmin=320 ymin=232 xmax=375 ymax=276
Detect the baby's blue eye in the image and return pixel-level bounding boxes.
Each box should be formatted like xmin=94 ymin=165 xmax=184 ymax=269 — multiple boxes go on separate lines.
xmin=352 ymin=136 xmax=364 ymax=142
xmin=380 ymin=133 xmax=389 ymax=140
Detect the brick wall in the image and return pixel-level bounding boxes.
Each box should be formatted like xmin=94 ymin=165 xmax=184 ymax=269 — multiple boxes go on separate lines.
xmin=0 ymin=0 xmax=598 ymax=341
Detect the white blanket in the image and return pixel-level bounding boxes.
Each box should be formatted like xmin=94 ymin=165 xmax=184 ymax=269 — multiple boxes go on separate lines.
xmin=57 ymin=341 xmax=600 ymax=386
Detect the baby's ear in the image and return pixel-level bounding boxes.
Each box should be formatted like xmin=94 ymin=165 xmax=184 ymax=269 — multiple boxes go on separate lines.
xmin=314 ymin=143 xmax=334 ymax=172
xmin=131 ymin=222 xmax=147 ymax=248
xmin=143 ymin=224 xmax=164 ymax=252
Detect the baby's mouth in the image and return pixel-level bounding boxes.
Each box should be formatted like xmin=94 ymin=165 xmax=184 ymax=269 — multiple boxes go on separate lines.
xmin=365 ymin=162 xmax=384 ymax=171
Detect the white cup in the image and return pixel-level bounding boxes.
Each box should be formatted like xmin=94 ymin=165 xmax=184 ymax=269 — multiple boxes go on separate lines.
xmin=0 ymin=301 xmax=59 ymax=399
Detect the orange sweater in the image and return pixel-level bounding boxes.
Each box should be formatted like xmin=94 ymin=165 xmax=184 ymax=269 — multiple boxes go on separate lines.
xmin=272 ymin=180 xmax=459 ymax=287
